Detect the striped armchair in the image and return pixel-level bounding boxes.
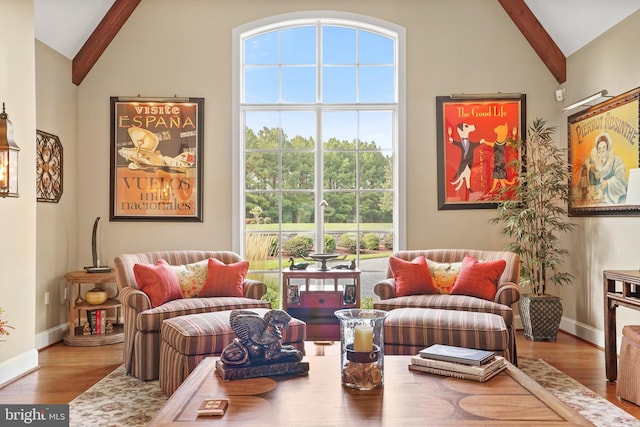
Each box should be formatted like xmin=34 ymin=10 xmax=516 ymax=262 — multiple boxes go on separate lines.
xmin=114 ymin=250 xmax=270 ymax=381
xmin=373 ymin=249 xmax=520 ymax=363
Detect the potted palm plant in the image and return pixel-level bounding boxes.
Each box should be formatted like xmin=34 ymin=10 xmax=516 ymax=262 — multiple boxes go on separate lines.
xmin=489 ymin=118 xmax=576 ymax=341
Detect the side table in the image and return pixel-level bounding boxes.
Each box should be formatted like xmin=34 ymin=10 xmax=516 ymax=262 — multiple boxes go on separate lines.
xmin=603 ymin=269 xmax=640 ymax=381
xmin=282 ymin=268 xmax=361 ymax=340
xmin=63 ymin=270 xmax=124 ymax=346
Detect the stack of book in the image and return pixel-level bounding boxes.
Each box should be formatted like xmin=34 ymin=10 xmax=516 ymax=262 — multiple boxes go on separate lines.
xmin=409 ymin=344 xmax=507 ymax=382
xmin=87 ymin=309 xmax=107 ymax=334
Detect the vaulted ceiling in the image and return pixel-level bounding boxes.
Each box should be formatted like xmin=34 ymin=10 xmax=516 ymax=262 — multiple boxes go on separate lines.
xmin=33 ymin=0 xmax=640 ymax=86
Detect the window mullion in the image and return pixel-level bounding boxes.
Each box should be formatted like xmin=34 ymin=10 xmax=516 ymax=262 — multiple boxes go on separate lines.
xmin=315 ymin=23 xmax=324 ymax=254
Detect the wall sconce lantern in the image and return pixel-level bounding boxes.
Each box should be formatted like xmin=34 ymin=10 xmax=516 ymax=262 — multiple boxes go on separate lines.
xmin=0 ymin=103 xmax=20 ymax=197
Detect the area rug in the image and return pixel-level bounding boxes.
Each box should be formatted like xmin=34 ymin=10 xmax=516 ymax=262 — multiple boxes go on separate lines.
xmin=518 ymin=358 xmax=640 ymax=427
xmin=69 ymin=365 xmax=167 ymax=426
xmin=69 ymin=359 xmax=639 ymax=426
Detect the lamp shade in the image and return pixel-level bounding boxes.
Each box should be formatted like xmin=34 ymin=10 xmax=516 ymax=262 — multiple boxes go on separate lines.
xmin=626 ymin=168 xmax=640 ymax=205
xmin=0 ymin=104 xmax=20 ymax=198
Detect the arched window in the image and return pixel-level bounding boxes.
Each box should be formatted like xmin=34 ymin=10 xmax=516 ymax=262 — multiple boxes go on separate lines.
xmin=233 ymin=12 xmax=405 ymax=308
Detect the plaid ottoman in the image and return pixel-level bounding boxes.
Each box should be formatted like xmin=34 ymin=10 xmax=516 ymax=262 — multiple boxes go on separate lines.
xmin=159 ymin=309 xmax=306 ymax=395
xmin=384 ymin=308 xmax=510 ymax=362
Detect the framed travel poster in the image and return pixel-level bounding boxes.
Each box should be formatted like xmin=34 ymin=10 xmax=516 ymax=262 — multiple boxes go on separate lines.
xmin=110 ymin=97 xmax=204 ymax=221
xmin=436 ymin=94 xmax=526 ymax=210
xmin=567 ymin=87 xmax=640 ymax=216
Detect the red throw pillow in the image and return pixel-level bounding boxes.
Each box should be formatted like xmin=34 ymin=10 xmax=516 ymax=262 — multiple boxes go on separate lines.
xmin=450 ymin=255 xmax=506 ymax=301
xmin=389 ymin=255 xmax=439 ymax=297
xmin=199 ymin=258 xmax=249 ymax=297
xmin=133 ymin=259 xmax=183 ymax=308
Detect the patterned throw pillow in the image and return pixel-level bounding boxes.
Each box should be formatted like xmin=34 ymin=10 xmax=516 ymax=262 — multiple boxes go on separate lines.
xmin=450 ymin=255 xmax=506 ymax=301
xmin=199 ymin=258 xmax=249 ymax=297
xmin=168 ymin=259 xmax=209 ymax=298
xmin=426 ymin=259 xmax=462 ymax=294
xmin=133 ymin=259 xmax=184 ymax=307
xmin=389 ymin=255 xmax=439 ymax=297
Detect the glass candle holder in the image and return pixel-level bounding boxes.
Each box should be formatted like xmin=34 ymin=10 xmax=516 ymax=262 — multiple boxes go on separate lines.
xmin=334 ymin=308 xmax=388 ymax=390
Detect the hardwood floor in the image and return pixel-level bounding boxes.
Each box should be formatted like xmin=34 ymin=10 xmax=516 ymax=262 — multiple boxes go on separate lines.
xmin=0 ymin=330 xmax=638 ymax=419
xmin=0 ymin=342 xmax=123 ymax=405
xmin=518 ymin=330 xmax=640 ymax=419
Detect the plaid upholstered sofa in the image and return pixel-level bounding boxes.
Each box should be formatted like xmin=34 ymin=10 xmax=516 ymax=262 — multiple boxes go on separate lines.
xmin=373 ymin=249 xmax=521 ymax=362
xmin=114 ymin=250 xmax=270 ymax=380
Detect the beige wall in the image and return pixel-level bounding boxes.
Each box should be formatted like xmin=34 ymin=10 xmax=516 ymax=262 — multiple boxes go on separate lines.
xmin=76 ymin=0 xmax=559 ymax=331
xmin=557 ymin=10 xmax=640 ymax=345
xmin=0 ymin=0 xmax=38 ymax=385
xmin=7 ymin=0 xmax=635 ymax=384
xmin=79 ymin=0 xmax=558 ymax=265
xmin=34 ymin=41 xmax=79 ymax=347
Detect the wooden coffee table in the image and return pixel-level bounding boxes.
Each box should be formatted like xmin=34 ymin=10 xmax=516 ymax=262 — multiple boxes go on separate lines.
xmin=149 ymin=356 xmax=592 ymax=426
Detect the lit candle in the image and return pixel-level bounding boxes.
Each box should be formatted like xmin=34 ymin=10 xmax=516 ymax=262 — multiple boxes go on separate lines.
xmin=353 ymin=325 xmax=373 ymax=352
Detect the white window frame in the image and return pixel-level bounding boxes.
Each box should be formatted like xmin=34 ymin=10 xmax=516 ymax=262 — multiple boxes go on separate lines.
xmin=232 ymin=11 xmax=406 ymax=256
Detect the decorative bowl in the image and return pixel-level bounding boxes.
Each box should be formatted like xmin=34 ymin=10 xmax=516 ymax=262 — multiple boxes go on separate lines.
xmin=305 ymin=253 xmax=346 ymax=271
xmin=86 ymin=288 xmax=108 ymax=305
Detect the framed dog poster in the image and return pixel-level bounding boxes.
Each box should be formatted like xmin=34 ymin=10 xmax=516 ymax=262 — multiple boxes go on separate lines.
xmin=436 ymin=94 xmax=526 ymax=210
xmin=567 ymin=87 xmax=640 ymax=216
xmin=109 ymin=97 xmax=204 ymax=221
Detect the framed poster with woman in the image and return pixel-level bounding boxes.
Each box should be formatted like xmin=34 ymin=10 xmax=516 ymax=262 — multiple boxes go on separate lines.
xmin=436 ymin=94 xmax=526 ymax=209
xmin=567 ymin=87 xmax=640 ymax=216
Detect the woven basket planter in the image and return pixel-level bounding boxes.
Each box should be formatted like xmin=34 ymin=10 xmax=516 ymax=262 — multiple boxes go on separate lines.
xmin=519 ymin=294 xmax=562 ymax=341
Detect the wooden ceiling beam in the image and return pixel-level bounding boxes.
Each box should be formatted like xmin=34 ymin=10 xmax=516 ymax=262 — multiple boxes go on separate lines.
xmin=71 ymin=1 xmax=565 ymax=85
xmin=72 ymin=0 xmax=141 ymax=86
xmin=498 ymin=0 xmax=566 ymax=84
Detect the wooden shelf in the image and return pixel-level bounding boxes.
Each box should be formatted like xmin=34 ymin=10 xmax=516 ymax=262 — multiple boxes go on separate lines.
xmin=63 ymin=324 xmax=124 ymax=346
xmin=63 ymin=270 xmax=123 ymax=347
xmin=74 ymin=298 xmax=121 ymax=310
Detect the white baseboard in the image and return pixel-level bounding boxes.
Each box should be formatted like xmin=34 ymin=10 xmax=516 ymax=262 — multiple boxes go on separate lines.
xmin=515 ymin=315 xmax=610 ymax=352
xmin=0 ymin=349 xmax=39 ymax=388
xmin=34 ymin=319 xmax=119 ymax=350
xmin=35 ymin=323 xmax=68 ymax=350
xmin=0 ymin=323 xmax=68 ymax=386
xmin=0 ymin=324 xmax=68 ymax=386
xmin=559 ymin=317 xmax=605 ymax=348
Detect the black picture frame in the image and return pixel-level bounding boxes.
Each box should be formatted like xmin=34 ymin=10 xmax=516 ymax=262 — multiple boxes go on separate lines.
xmin=436 ymin=94 xmax=526 ymax=210
xmin=343 ymin=284 xmax=356 ymax=304
xmin=287 ymin=284 xmax=300 ymax=305
xmin=109 ymin=97 xmax=204 ymax=221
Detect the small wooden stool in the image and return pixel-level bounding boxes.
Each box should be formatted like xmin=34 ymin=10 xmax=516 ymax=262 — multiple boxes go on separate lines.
xmin=617 ymin=325 xmax=640 ymax=405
